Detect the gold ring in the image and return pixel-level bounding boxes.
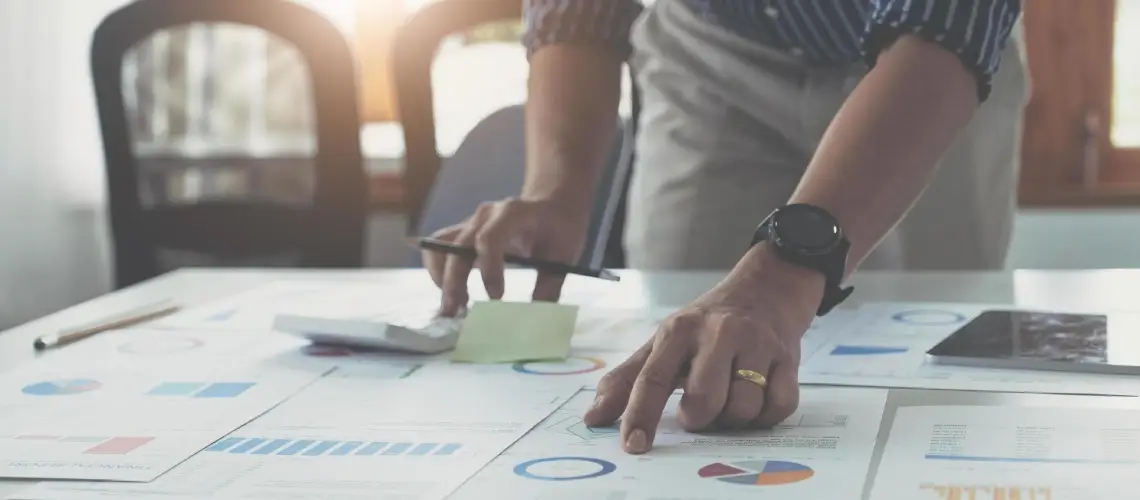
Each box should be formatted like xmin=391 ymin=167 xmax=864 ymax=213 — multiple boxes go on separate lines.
xmin=734 ymin=369 xmax=768 ymax=388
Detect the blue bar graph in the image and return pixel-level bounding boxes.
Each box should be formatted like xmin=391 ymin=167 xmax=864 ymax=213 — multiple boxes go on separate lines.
xmin=277 ymin=440 xmax=315 ymax=456
xmin=330 ymin=442 xmax=364 ymax=456
xmin=383 ymin=443 xmax=412 ymax=456
xmin=195 ymin=383 xmax=256 ymax=399
xmin=147 ymin=382 xmax=205 ymax=396
xmin=229 ymin=438 xmax=267 ymax=454
xmin=355 ymin=442 xmax=387 ymax=456
xmin=252 ymin=439 xmax=292 ymax=455
xmin=206 ymin=437 xmax=244 ymax=452
xmin=435 ymin=443 xmax=461 ymax=456
xmin=408 ymin=443 xmax=438 ymax=456
xmin=302 ymin=441 xmax=340 ymax=456
xmin=207 ymin=438 xmax=463 ymax=458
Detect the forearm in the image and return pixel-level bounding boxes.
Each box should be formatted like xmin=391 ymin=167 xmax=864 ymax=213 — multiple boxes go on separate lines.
xmin=523 ymin=45 xmax=623 ymax=211
xmin=790 ymin=35 xmax=980 ymax=275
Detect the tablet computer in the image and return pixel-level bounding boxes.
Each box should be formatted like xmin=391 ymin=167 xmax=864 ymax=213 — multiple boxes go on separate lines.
xmin=925 ymin=309 xmax=1140 ymax=375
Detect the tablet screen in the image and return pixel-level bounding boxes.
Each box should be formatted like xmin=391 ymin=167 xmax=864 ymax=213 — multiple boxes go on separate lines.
xmin=927 ymin=310 xmax=1114 ymax=364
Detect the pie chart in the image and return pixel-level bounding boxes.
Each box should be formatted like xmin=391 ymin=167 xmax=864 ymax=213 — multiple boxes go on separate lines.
xmin=512 ymin=357 xmax=606 ymax=375
xmin=698 ymin=460 xmax=814 ymax=486
xmin=22 ymin=379 xmax=102 ymax=396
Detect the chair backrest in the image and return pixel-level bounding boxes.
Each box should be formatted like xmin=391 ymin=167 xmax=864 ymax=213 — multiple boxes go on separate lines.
xmin=92 ymin=0 xmax=367 ymax=289
xmin=394 ymin=0 xmax=637 ymax=268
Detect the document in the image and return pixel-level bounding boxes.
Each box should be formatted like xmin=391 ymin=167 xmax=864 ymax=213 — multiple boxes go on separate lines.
xmin=13 ymin=378 xmax=580 ymax=500
xmin=802 ymin=302 xmax=1140 ymax=396
xmin=449 ymin=386 xmax=888 ymax=500
xmin=570 ymin=307 xmax=672 ymax=351
xmin=868 ymin=405 xmax=1140 ymax=500
xmin=0 ymin=363 xmax=321 ymax=482
xmin=35 ymin=327 xmax=300 ymax=372
xmin=573 ymin=307 xmax=855 ymax=355
xmin=452 ymin=301 xmax=580 ymax=363
xmin=411 ymin=348 xmax=634 ymax=389
xmin=151 ymin=280 xmax=444 ymax=332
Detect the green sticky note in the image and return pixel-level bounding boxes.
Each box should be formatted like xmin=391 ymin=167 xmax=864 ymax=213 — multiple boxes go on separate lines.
xmin=451 ymin=300 xmax=580 ymax=364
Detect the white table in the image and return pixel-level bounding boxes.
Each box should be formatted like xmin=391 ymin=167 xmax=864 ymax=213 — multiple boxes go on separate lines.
xmin=4 ymin=268 xmax=1140 ymax=499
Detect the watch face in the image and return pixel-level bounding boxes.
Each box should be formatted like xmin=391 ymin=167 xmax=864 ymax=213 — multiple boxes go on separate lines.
xmin=771 ymin=205 xmax=841 ymax=253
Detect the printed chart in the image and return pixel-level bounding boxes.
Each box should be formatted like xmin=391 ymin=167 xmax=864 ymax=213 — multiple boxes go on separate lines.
xmin=802 ymin=302 xmax=1140 ymax=396
xmin=16 ymin=379 xmax=578 ymax=500
xmin=513 ymin=457 xmax=617 ymax=481
xmin=0 ymin=365 xmax=321 ymax=482
xmin=206 ymin=437 xmax=463 ymax=457
xmin=868 ymin=406 xmax=1140 ymax=500
xmin=412 ymin=349 xmax=629 ymax=388
xmin=450 ymin=387 xmax=888 ymax=500
xmin=698 ymin=460 xmax=814 ymax=486
xmin=21 ymin=379 xmax=102 ymax=396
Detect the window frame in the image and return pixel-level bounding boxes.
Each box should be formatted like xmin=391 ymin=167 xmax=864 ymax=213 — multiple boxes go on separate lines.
xmin=1020 ymin=0 xmax=1140 ymax=206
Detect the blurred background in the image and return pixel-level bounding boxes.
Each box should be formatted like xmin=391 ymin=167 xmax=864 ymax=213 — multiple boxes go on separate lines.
xmin=0 ymin=0 xmax=1137 ymax=329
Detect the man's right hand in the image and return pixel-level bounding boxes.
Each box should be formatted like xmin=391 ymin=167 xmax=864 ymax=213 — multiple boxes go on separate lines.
xmin=424 ymin=197 xmax=591 ymax=317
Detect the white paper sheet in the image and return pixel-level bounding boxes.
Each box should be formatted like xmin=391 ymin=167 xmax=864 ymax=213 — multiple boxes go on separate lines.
xmin=571 ymin=307 xmax=857 ymax=358
xmin=0 ymin=362 xmax=321 ymax=482
xmin=570 ymin=307 xmax=672 ymax=351
xmin=801 ymin=302 xmax=1140 ymax=396
xmin=449 ymin=386 xmax=888 ymax=500
xmin=13 ymin=378 xmax=580 ymax=500
xmin=409 ymin=348 xmax=635 ymax=389
xmin=868 ymin=405 xmax=1140 ymax=500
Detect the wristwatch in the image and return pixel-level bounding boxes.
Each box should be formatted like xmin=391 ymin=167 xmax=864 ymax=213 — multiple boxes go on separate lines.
xmin=750 ymin=204 xmax=854 ymax=316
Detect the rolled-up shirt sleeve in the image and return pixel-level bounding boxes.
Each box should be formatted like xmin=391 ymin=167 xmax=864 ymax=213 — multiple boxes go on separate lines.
xmin=863 ymin=0 xmax=1022 ymax=102
xmin=522 ymin=0 xmax=644 ymax=60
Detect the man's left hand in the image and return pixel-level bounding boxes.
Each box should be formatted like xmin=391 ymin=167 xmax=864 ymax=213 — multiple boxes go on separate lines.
xmin=582 ymin=244 xmax=825 ymax=454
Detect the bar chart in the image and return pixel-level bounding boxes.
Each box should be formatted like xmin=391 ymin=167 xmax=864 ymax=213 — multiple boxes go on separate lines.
xmin=146 ymin=382 xmax=256 ymax=398
xmin=205 ymin=437 xmax=464 ymax=458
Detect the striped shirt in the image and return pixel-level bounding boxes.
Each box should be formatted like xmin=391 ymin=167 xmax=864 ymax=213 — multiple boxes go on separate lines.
xmin=523 ymin=0 xmax=1022 ymax=101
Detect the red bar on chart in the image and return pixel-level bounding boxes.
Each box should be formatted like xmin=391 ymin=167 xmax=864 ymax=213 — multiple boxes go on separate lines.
xmin=83 ymin=437 xmax=155 ymax=455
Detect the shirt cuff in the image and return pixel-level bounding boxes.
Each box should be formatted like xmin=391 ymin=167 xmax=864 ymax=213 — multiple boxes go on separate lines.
xmin=522 ymin=0 xmax=644 ymax=60
xmin=863 ymin=0 xmax=1021 ymax=103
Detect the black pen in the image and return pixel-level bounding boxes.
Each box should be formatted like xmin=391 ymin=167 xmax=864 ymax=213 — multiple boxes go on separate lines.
xmin=416 ymin=237 xmax=620 ymax=281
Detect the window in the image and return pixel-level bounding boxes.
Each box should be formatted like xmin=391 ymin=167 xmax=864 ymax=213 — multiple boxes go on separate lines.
xmin=1020 ymin=0 xmax=1140 ymax=206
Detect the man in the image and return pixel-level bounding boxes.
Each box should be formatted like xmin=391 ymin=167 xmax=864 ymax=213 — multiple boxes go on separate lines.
xmin=424 ymin=0 xmax=1026 ymax=455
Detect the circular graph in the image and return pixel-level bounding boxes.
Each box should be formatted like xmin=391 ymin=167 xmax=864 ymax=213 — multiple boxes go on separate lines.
xmin=891 ymin=310 xmax=967 ymax=326
xmin=513 ymin=457 xmax=616 ymax=481
xmin=698 ymin=460 xmax=814 ymax=486
xmin=512 ymin=357 xmax=606 ymax=376
xmin=22 ymin=379 xmax=102 ymax=396
xmin=117 ymin=336 xmax=204 ymax=355
xmin=302 ymin=344 xmax=354 ymax=357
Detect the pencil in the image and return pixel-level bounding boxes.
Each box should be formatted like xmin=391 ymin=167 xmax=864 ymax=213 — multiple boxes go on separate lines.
xmin=33 ymin=301 xmax=181 ymax=350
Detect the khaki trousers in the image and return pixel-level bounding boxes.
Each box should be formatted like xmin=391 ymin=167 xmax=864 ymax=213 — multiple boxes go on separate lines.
xmin=623 ymin=0 xmax=1028 ymax=271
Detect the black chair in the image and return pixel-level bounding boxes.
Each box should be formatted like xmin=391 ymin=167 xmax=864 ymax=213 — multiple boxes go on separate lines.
xmin=92 ymin=0 xmax=368 ymax=289
xmin=393 ymin=0 xmax=639 ymax=269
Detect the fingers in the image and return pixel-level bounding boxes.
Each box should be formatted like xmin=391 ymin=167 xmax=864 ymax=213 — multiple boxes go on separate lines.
xmin=583 ymin=343 xmax=651 ymax=428
xmin=676 ymin=317 xmax=733 ymax=431
xmin=751 ymin=354 xmax=799 ymax=428
xmin=620 ymin=318 xmax=696 ymax=454
xmin=474 ymin=201 xmax=524 ymax=300
xmin=424 ymin=225 xmax=463 ymax=288
xmin=532 ymin=271 xmax=567 ymax=302
xmin=716 ymin=338 xmax=776 ymax=430
xmin=439 ymin=205 xmax=492 ymax=316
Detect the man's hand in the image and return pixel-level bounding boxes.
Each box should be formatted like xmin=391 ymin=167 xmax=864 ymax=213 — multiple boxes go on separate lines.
xmin=582 ymin=244 xmax=825 ymax=454
xmin=424 ymin=197 xmax=591 ymax=316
